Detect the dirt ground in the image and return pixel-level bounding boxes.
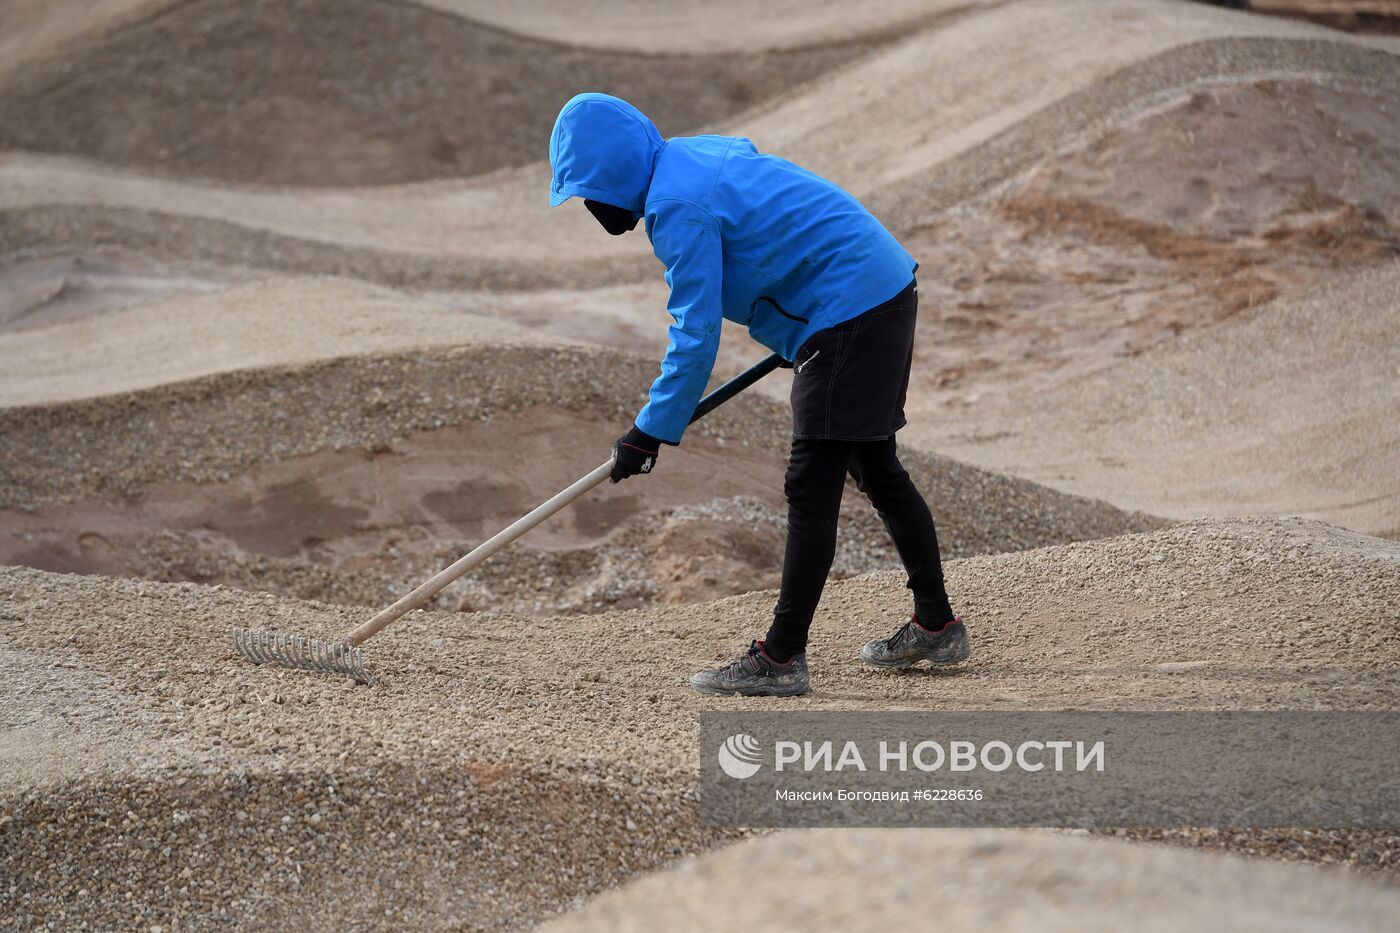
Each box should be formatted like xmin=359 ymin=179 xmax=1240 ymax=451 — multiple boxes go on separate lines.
xmin=4 ymin=517 xmax=1399 ymax=929
xmin=0 ymin=301 xmax=1154 ymax=613
xmin=544 ymin=828 xmax=1400 ymax=932
xmin=910 ymin=262 xmax=1400 ymax=537
xmin=0 ymin=251 xmax=231 ymax=332
xmin=1253 ymin=1 xmax=1400 ymax=34
xmin=904 ymin=77 xmax=1400 ymax=413
xmin=3 ymin=0 xmax=1400 ymax=929
xmin=0 ymin=0 xmax=870 ymax=186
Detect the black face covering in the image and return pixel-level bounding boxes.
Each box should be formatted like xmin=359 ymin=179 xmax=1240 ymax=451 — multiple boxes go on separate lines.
xmin=585 ymin=198 xmax=640 ymax=236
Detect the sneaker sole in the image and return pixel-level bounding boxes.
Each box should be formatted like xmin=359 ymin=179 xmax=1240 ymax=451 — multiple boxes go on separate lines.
xmin=688 ymin=678 xmax=810 ymax=698
xmin=860 ymin=638 xmax=972 ymax=670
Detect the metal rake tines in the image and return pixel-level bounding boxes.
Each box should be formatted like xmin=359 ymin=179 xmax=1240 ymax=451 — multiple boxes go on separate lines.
xmin=233 ymin=628 xmax=369 ymax=684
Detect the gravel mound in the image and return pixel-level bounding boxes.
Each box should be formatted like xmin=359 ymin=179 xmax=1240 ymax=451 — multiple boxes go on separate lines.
xmin=734 ymin=0 xmax=1400 ymax=220
xmin=912 ymin=261 xmax=1400 ymax=537
xmin=416 ymin=0 xmax=980 ymax=54
xmin=0 ymin=276 xmax=562 ymax=405
xmin=865 ymin=35 xmax=1400 ymax=229
xmin=3 ymin=516 xmax=1398 ymax=929
xmin=897 ymin=75 xmax=1400 ymax=414
xmin=5 ymin=3 xmax=1396 ymax=294
xmin=0 ymin=249 xmax=232 ymax=333
xmin=0 ymin=331 xmax=1157 ymax=613
xmin=2 ymin=493 xmax=902 ymax=618
xmin=0 ymin=0 xmax=867 ymax=186
xmin=544 ymin=828 xmax=1400 ymax=932
xmin=0 ymin=335 xmax=1156 ymax=558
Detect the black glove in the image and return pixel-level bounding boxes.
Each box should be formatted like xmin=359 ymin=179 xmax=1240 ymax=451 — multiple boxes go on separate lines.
xmin=611 ymin=424 xmax=660 ymax=483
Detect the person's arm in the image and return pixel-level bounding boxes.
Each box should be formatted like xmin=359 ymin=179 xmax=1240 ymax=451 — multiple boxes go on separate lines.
xmin=634 ymin=200 xmax=724 ymax=446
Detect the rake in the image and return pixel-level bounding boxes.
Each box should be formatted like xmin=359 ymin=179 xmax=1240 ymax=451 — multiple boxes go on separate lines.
xmin=233 ymin=353 xmax=783 ymax=683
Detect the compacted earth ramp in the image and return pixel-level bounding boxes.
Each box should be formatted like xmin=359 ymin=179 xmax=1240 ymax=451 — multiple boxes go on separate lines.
xmin=3 ymin=1 xmax=1400 ymax=929
xmin=0 ymin=0 xmax=873 ymax=186
xmin=0 ymin=279 xmax=1155 ymax=616
xmin=3 ymin=517 xmax=1399 ymax=929
xmin=911 ymin=262 xmax=1400 ymax=537
xmin=4 ymin=0 xmax=1397 ymax=494
xmin=544 ymin=828 xmax=1400 ymax=932
xmin=2 ymin=0 xmax=1396 ymax=294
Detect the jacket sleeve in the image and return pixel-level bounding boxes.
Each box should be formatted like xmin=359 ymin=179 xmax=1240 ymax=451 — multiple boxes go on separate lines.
xmin=634 ymin=201 xmax=724 ymax=445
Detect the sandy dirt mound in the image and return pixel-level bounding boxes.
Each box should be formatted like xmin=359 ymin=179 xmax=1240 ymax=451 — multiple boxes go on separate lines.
xmin=1018 ymin=80 xmax=1400 ymax=238
xmin=0 ymin=0 xmax=866 ymax=187
xmin=0 ymin=276 xmax=560 ymax=406
xmin=4 ymin=1 xmax=1396 ymax=294
xmin=0 ymin=0 xmax=170 ymax=82
xmin=900 ymin=76 xmax=1400 ymax=413
xmin=0 ymin=301 xmax=1155 ymax=613
xmin=1255 ymin=1 xmax=1400 ymax=34
xmin=0 ymin=408 xmax=797 ymax=615
xmin=733 ymin=0 xmax=1399 ymax=211
xmin=3 ymin=516 xmax=1398 ymax=929
xmin=0 ymin=250 xmax=233 ymax=332
xmin=545 ymin=828 xmax=1400 ymax=932
xmin=419 ymin=0 xmax=984 ymax=53
xmin=910 ymin=262 xmax=1400 ymax=537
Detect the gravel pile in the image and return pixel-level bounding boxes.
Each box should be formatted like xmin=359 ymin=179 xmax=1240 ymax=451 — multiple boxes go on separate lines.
xmin=0 ymin=340 xmax=1157 ymax=548
xmin=867 ymin=35 xmax=1400 ymax=231
xmin=0 ymin=0 xmax=867 ymax=187
xmin=4 ymin=516 xmax=1399 ymax=929
xmin=543 ymin=828 xmax=1400 ymax=932
xmin=915 ymin=261 xmax=1400 ymax=537
xmin=0 ymin=205 xmax=659 ymax=293
xmin=106 ymin=494 xmax=941 ymax=617
xmin=6 ymin=13 xmax=1395 ymax=293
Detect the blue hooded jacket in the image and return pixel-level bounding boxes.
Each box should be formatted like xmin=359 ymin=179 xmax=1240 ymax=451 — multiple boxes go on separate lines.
xmin=549 ymin=93 xmax=917 ymax=445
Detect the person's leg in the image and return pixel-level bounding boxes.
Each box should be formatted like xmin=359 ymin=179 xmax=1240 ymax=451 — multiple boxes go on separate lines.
xmin=689 ymin=437 xmax=845 ymax=696
xmin=762 ymin=438 xmax=854 ymax=661
xmin=852 ymin=435 xmax=972 ymax=669
xmin=848 ymin=436 xmax=955 ymax=627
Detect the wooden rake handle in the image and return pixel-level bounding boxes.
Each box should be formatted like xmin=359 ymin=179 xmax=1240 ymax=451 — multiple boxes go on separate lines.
xmin=345 ymin=352 xmax=785 ymax=646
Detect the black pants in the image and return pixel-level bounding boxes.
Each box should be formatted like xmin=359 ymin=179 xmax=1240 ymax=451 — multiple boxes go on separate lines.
xmin=763 ymin=279 xmax=954 ymax=660
xmin=763 ymin=437 xmax=954 ymax=660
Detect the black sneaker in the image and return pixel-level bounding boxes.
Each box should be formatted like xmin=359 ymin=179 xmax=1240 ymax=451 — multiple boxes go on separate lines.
xmin=860 ymin=615 xmax=971 ymax=669
xmin=689 ymin=641 xmax=810 ymax=697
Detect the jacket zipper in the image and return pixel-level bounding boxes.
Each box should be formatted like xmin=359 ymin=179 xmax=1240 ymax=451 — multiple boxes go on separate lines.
xmin=754 ymin=296 xmax=811 ymax=324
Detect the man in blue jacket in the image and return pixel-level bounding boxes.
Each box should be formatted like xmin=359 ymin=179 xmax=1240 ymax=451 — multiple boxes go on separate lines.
xmin=549 ymin=93 xmax=971 ymax=696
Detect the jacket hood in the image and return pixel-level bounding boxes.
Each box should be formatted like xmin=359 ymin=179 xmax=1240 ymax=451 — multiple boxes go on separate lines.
xmin=548 ymin=93 xmax=664 ymax=214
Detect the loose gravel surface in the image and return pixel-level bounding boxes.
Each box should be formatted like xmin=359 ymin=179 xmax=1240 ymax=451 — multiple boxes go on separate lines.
xmin=544 ymin=828 xmax=1400 ymax=932
xmin=4 ymin=517 xmax=1399 ymax=929
xmin=4 ymin=2 xmax=1396 ymax=290
xmin=4 ymin=2 xmax=1399 ymax=929
xmin=0 ymin=0 xmax=867 ymax=186
xmin=0 ymin=280 xmax=1154 ymax=619
xmin=913 ymin=261 xmax=1400 ymax=537
xmin=0 ymin=276 xmax=562 ymax=406
xmin=0 ymin=337 xmax=1157 ymax=607
xmin=900 ymin=76 xmax=1400 ymax=413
